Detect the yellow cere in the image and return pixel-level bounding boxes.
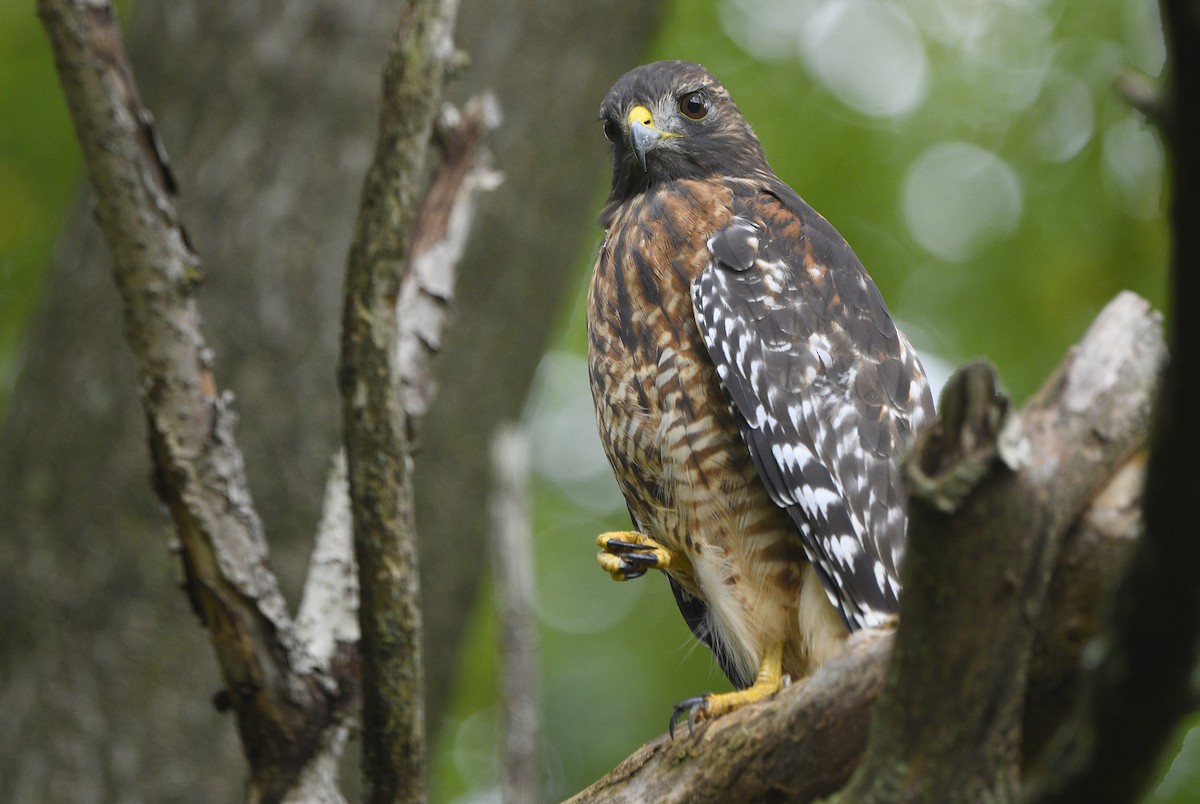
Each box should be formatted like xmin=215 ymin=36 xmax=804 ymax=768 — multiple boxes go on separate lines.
xmin=627 ymin=104 xmax=654 ymax=128
xmin=627 ymin=104 xmax=683 ymax=138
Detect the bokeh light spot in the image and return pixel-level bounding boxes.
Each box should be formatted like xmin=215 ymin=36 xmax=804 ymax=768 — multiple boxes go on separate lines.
xmin=1102 ymin=116 xmax=1163 ymax=219
xmin=902 ymin=141 xmax=1023 ymax=262
xmin=720 ymin=0 xmax=822 ymax=60
xmin=799 ymin=0 xmax=929 ymax=118
xmin=526 ymin=351 xmax=625 ymax=514
xmin=1123 ymin=0 xmax=1166 ymax=77
xmin=1028 ymin=72 xmax=1095 ymax=163
xmin=535 ymin=542 xmax=646 ymax=634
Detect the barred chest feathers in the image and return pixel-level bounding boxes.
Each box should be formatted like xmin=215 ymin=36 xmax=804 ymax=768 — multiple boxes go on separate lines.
xmin=586 ymin=179 xmax=847 ymax=688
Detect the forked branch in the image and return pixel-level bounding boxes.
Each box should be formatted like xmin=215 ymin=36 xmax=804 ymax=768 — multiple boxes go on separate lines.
xmin=37 ymin=1 xmax=343 ymax=799
xmin=40 ymin=0 xmax=495 ymax=799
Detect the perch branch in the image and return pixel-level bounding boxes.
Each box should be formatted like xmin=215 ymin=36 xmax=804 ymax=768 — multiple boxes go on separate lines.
xmin=572 ymin=458 xmax=1144 ymax=803
xmin=573 ymin=292 xmax=1162 ymax=802
xmin=840 ymin=292 xmax=1163 ymax=802
xmin=570 ymin=631 xmax=892 ymax=804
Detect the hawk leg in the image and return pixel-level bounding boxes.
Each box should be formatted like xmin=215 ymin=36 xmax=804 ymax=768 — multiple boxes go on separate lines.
xmin=670 ymin=641 xmax=784 ymax=738
xmin=596 ymin=531 xmax=680 ymax=581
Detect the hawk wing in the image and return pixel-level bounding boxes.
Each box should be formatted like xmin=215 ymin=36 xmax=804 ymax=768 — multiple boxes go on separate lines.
xmin=692 ymin=184 xmax=934 ymax=630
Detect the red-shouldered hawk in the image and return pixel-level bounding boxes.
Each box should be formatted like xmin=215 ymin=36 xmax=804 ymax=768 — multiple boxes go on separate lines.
xmin=587 ymin=61 xmax=934 ymax=735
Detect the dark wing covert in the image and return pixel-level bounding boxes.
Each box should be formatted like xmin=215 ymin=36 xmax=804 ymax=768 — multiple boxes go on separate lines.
xmin=692 ymin=185 xmax=933 ymax=629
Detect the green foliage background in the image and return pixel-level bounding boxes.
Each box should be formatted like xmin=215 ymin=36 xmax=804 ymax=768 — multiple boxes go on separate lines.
xmin=0 ymin=0 xmax=1190 ymax=801
xmin=0 ymin=3 xmax=80 ymax=406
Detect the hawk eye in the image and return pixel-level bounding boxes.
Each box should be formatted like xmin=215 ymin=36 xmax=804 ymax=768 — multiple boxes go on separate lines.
xmin=679 ymin=91 xmax=708 ymax=120
xmin=603 ymin=118 xmax=621 ymax=143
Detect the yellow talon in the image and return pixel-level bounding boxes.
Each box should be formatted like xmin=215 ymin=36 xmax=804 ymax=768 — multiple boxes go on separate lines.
xmin=594 ymin=530 xmax=677 ymax=580
xmin=670 ymin=642 xmax=785 ymax=738
xmin=596 ymin=552 xmax=626 ymax=578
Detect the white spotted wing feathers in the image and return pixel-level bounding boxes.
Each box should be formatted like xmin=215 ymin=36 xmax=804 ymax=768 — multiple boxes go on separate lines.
xmin=692 ymin=198 xmax=934 ymax=629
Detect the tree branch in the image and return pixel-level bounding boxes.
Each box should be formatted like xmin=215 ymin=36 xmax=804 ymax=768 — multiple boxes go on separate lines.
xmin=298 ymin=92 xmax=494 ymax=796
xmin=303 ymin=94 xmax=497 ymax=679
xmin=569 ymin=630 xmax=891 ymax=804
xmin=40 ymin=0 xmax=495 ymax=799
xmin=36 ymin=2 xmax=350 ymax=799
xmin=337 ymin=1 xmax=473 ymax=799
xmin=572 ymin=456 xmax=1145 ymax=803
xmin=399 ymin=96 xmax=502 ymax=428
xmin=1023 ymin=452 xmax=1145 ymax=763
xmin=573 ymin=292 xmax=1162 ymax=802
xmin=490 ymin=424 xmax=541 ymax=802
xmin=297 ymin=451 xmax=360 ymax=682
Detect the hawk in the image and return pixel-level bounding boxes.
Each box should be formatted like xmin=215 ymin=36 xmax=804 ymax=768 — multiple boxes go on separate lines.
xmin=587 ymin=60 xmax=934 ymax=733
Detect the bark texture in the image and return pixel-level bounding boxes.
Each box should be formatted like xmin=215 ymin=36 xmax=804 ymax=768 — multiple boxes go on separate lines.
xmin=840 ymin=292 xmax=1162 ymax=802
xmin=571 ymin=451 xmax=1143 ymax=804
xmin=338 ymin=1 xmax=459 ymax=799
xmin=36 ymin=4 xmax=343 ymax=797
xmin=570 ymin=631 xmax=892 ymax=804
xmin=35 ymin=0 xmax=494 ymax=798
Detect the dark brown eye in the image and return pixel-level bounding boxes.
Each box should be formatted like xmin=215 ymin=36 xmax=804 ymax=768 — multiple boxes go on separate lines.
xmin=679 ymin=91 xmax=708 ymax=120
xmin=603 ymin=118 xmax=621 ymax=143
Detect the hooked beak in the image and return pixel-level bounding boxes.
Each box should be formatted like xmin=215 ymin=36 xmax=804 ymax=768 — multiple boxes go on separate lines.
xmin=630 ymin=120 xmax=663 ymax=172
xmin=627 ymin=104 xmax=665 ymax=172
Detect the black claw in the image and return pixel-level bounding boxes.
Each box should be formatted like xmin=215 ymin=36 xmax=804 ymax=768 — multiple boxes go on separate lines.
xmin=621 ymin=567 xmax=646 ymax=580
xmin=606 ymin=538 xmax=657 ymax=552
xmin=621 ymin=551 xmax=661 ymax=567
xmin=669 ymin=695 xmax=709 ymax=739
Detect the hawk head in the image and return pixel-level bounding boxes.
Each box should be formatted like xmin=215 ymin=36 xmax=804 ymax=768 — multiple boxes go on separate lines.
xmin=599 ymin=61 xmax=770 ymax=218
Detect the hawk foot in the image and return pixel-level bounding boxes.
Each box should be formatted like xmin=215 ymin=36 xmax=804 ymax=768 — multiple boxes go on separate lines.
xmin=669 ymin=695 xmax=708 ymax=739
xmin=668 ymin=642 xmax=784 ymax=739
xmin=596 ymin=531 xmax=678 ymax=581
